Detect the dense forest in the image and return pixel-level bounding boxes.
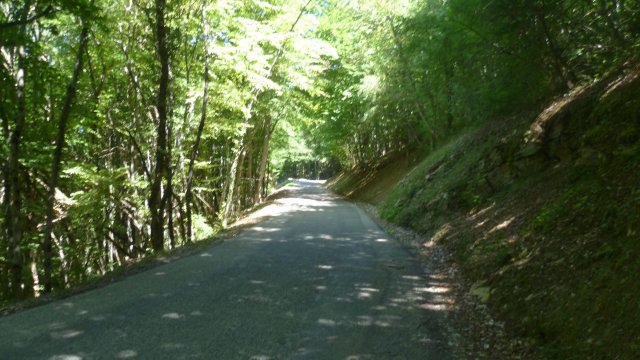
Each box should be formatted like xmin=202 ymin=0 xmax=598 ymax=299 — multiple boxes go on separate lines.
xmin=1 ymin=0 xmax=638 ymax=308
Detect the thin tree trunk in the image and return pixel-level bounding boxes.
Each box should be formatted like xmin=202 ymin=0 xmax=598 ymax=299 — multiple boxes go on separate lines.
xmin=443 ymin=34 xmax=455 ymax=133
xmin=262 ymin=160 xmax=270 ymax=199
xmin=245 ymin=145 xmax=254 ymax=209
xmin=0 ymin=101 xmax=8 ymax=297
xmin=166 ymin=119 xmax=175 ymax=249
xmin=221 ymin=142 xmax=244 ymax=225
xmin=4 ymin=1 xmax=31 ymax=299
xmin=222 ymin=147 xmax=247 ymax=223
xmin=149 ymin=0 xmax=170 ymax=252
xmin=254 ymin=116 xmax=273 ymax=204
xmin=185 ymin=8 xmax=211 ymax=243
xmin=42 ymin=15 xmax=91 ymax=294
xmin=29 ymin=249 xmax=40 ymax=297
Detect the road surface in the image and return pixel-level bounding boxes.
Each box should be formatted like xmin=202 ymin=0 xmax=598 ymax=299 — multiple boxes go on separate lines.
xmin=0 ymin=180 xmax=454 ymax=359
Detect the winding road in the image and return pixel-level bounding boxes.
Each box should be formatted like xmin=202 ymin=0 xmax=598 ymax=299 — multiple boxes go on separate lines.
xmin=0 ymin=180 xmax=454 ymax=359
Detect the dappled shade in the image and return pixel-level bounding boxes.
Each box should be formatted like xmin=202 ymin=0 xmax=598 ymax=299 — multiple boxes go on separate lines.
xmin=0 ymin=181 xmax=453 ymax=358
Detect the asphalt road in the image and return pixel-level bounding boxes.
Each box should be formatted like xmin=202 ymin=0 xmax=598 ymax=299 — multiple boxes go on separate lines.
xmin=0 ymin=180 xmax=454 ymax=359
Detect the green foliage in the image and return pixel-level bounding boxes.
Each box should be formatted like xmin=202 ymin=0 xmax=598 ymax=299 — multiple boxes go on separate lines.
xmin=308 ymin=0 xmax=640 ymax=171
xmin=0 ymin=0 xmax=336 ymax=300
xmin=1 ymin=0 xmax=639 ymax=321
xmin=191 ymin=214 xmax=216 ymax=241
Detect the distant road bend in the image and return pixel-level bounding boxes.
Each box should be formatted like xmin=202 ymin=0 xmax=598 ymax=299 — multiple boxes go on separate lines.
xmin=0 ymin=180 xmax=454 ymax=359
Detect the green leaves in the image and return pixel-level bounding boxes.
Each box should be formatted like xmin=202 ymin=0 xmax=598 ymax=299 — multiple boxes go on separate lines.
xmin=3 ymin=0 xmax=637 ymax=301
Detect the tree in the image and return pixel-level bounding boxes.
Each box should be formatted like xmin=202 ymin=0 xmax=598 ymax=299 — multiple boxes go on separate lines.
xmin=149 ymin=0 xmax=171 ymax=252
xmin=42 ymin=0 xmax=93 ymax=293
xmin=0 ymin=0 xmax=637 ymax=303
xmin=2 ymin=0 xmax=30 ymax=299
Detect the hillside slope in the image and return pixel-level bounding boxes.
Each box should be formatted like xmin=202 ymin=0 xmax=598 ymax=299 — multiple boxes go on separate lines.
xmin=330 ymin=69 xmax=640 ymax=359
xmin=325 ymin=153 xmax=421 ymax=205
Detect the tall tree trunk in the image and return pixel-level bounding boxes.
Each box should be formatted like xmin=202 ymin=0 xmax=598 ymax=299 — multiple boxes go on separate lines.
xmin=443 ymin=34 xmax=455 ymax=133
xmin=166 ymin=114 xmax=175 ymax=249
xmin=245 ymin=145 xmax=254 ymax=209
xmin=4 ymin=0 xmax=31 ymax=299
xmin=42 ymin=15 xmax=91 ymax=294
xmin=185 ymin=8 xmax=211 ymax=243
xmin=149 ymin=0 xmax=170 ymax=252
xmin=254 ymin=116 xmax=273 ymax=204
xmin=0 ymin=91 xmax=9 ymax=298
xmin=0 ymin=67 xmax=15 ymax=298
xmin=221 ymin=141 xmax=245 ymax=225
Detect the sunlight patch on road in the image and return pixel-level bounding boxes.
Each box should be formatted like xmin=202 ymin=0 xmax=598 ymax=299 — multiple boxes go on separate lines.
xmin=116 ymin=350 xmax=138 ymax=359
xmin=391 ymin=297 xmax=409 ymax=305
xmin=402 ymin=275 xmax=421 ymax=280
xmin=250 ymin=355 xmax=271 ymax=360
xmin=318 ymin=318 xmax=337 ymax=326
xmin=253 ymin=226 xmax=280 ymax=233
xmin=292 ymin=178 xmax=326 ymax=185
xmin=346 ymin=355 xmax=373 ymax=360
xmin=50 ymin=329 xmax=83 ymax=339
xmin=420 ymin=303 xmax=449 ymax=311
xmin=356 ymin=286 xmax=380 ymax=300
xmin=234 ymin=191 xmax=337 ymax=227
xmin=162 ymin=312 xmax=184 ymax=320
xmin=415 ymin=286 xmax=450 ymax=294
xmin=49 ymin=355 xmax=82 ymax=360
xmin=356 ymin=315 xmax=374 ymax=326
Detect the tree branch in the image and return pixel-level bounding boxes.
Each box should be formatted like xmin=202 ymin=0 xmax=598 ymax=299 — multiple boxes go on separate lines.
xmin=0 ymin=6 xmax=55 ymax=30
